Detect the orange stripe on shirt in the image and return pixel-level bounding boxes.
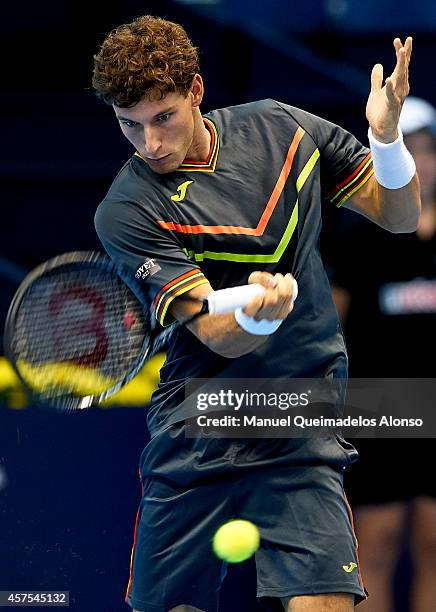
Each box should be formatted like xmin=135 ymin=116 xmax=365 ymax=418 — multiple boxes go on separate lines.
xmin=153 ymin=269 xmax=202 ymax=307
xmin=157 ymin=126 xmax=306 ymax=236
xmin=156 ymin=277 xmax=209 ymax=323
xmin=334 ymin=166 xmax=374 ymax=207
xmin=330 ymin=152 xmax=372 ymax=196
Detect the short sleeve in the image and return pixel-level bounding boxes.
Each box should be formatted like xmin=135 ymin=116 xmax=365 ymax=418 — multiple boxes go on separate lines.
xmin=318 ymin=121 xmax=374 ymax=208
xmin=95 ymin=199 xmax=209 ymax=326
xmin=275 ymin=102 xmax=374 ymax=208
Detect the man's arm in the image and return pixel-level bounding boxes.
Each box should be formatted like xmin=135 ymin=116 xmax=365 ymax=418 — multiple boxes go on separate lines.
xmin=344 ymin=172 xmax=420 ymax=233
xmin=344 ymin=37 xmax=421 ymax=233
xmin=169 ymin=271 xmax=296 ymax=358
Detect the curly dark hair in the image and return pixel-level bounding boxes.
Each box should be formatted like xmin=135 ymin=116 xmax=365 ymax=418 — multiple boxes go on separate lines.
xmin=92 ymin=15 xmax=199 ymax=107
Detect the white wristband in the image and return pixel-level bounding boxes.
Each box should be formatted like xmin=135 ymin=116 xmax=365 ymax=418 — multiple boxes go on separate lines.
xmin=234 ymin=308 xmax=283 ymax=335
xmin=368 ymin=126 xmax=416 ymax=189
xmin=234 ymin=278 xmax=298 ymax=336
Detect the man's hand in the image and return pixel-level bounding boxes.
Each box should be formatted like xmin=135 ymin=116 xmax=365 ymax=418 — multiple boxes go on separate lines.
xmin=170 ymin=271 xmax=297 ymax=358
xmin=366 ymin=37 xmax=412 ymax=143
xmin=347 ymin=36 xmax=420 ymax=233
xmin=243 ymin=271 xmax=296 ymax=321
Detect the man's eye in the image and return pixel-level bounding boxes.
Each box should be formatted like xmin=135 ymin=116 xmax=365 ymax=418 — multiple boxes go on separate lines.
xmin=121 ymin=121 xmax=138 ymax=128
xmin=157 ymin=113 xmax=171 ymax=123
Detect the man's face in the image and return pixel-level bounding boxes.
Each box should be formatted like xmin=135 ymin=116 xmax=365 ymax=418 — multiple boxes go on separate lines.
xmin=113 ymin=90 xmax=197 ymax=174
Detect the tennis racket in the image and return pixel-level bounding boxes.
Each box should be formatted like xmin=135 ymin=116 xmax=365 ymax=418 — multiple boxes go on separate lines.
xmin=4 ymin=251 xmax=266 ymax=410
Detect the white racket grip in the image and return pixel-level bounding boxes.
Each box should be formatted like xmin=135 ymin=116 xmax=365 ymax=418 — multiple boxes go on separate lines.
xmin=207 ymin=279 xmax=298 ymax=315
xmin=206 ymin=283 xmax=266 ymax=315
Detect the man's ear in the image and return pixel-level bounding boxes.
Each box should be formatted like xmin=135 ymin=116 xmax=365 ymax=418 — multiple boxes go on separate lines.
xmin=190 ymin=74 xmax=204 ymax=108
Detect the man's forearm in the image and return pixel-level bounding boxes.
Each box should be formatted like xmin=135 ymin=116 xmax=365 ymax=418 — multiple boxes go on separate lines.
xmin=376 ymin=173 xmax=421 ymax=233
xmin=172 ymin=271 xmax=295 ymax=358
xmin=360 ymin=36 xmax=421 ymax=233
xmin=188 ymin=311 xmax=270 ymax=358
xmin=346 ymin=172 xmax=421 ymax=233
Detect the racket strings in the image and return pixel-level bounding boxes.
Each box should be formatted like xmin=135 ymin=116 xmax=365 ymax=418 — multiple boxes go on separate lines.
xmin=11 ymin=266 xmax=149 ymax=396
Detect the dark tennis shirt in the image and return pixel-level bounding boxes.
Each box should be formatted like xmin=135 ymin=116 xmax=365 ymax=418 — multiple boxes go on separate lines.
xmin=95 ymin=99 xmax=373 ymax=435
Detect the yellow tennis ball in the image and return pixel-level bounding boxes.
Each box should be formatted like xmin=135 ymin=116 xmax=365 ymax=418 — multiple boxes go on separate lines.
xmin=212 ymin=519 xmax=260 ymax=563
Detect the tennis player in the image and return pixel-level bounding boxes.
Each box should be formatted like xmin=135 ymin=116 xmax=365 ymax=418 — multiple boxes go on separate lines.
xmin=92 ymin=16 xmax=420 ymax=612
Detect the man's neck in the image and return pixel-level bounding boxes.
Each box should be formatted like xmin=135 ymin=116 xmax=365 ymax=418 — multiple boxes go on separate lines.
xmin=185 ymin=108 xmax=211 ymax=162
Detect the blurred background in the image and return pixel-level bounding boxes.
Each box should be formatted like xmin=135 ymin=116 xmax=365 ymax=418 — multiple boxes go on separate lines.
xmin=1 ymin=1 xmax=436 ymax=610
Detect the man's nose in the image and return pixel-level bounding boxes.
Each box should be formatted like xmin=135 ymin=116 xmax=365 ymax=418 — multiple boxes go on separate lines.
xmin=143 ymin=127 xmax=161 ymax=157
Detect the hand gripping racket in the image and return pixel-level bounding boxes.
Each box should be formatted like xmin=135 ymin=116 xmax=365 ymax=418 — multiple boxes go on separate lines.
xmin=3 ymin=252 xmax=267 ymax=410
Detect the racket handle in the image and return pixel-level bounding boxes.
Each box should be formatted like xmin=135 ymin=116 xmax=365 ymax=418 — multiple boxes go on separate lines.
xmin=207 ymin=283 xmax=266 ymax=314
xmin=206 ymin=279 xmax=298 ymax=315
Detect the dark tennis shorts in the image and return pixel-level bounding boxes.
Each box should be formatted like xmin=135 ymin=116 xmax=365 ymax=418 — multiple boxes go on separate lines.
xmin=125 ymin=423 xmax=367 ymax=611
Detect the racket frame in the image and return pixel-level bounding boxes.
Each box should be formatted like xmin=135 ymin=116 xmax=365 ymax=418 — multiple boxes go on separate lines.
xmin=4 ymin=251 xmax=162 ymax=410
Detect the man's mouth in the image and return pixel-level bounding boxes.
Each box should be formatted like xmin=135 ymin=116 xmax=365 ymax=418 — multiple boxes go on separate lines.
xmin=146 ymin=153 xmax=171 ymax=163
